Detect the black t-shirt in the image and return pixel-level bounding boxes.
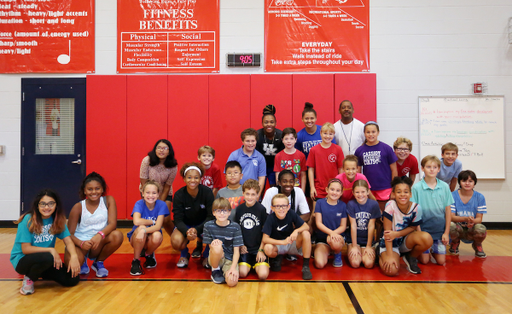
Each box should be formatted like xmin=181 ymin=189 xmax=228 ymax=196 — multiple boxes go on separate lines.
xmin=173 ymin=185 xmax=214 ymax=236
xmin=235 ymin=202 xmax=267 ymax=254
xmin=256 ymin=128 xmax=284 ymax=167
xmin=262 ymin=210 xmax=304 ymax=240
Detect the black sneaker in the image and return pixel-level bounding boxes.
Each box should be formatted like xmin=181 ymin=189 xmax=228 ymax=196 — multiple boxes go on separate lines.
xmin=144 ymin=253 xmax=157 ymax=268
xmin=191 ymin=247 xmax=202 ymax=258
xmin=130 ymin=259 xmax=144 ymax=276
xmin=402 ymin=253 xmax=422 ymax=274
xmin=302 ymin=266 xmax=313 ymax=280
xmin=211 ymin=269 xmax=225 ymax=284
xmin=286 ymin=254 xmax=298 ymax=262
xmin=270 ymin=255 xmax=283 ymax=272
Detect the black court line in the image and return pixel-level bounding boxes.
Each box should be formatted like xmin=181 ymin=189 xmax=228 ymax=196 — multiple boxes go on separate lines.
xmin=343 ymin=282 xmax=364 ymax=314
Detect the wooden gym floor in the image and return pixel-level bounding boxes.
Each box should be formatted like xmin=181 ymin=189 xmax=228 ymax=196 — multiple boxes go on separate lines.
xmin=1 ymin=228 xmax=511 ymax=314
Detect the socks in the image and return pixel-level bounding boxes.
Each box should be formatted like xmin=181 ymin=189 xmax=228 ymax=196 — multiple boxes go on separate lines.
xmin=180 ymin=248 xmax=189 ymax=258
xmin=212 ymin=266 xmax=220 ymax=271
xmin=303 ymin=257 xmax=310 ymax=268
xmin=203 ymin=245 xmax=210 ymax=258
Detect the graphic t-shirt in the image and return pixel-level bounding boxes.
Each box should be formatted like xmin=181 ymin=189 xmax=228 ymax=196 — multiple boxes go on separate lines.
xmin=11 ymin=214 xmax=70 ymax=269
xmin=201 ymin=163 xmax=223 ymax=190
xmin=354 ymin=142 xmax=398 ymax=191
xmin=450 ymin=190 xmax=487 ymax=227
xmin=274 ymin=149 xmax=307 ymax=187
xmin=396 ymin=154 xmax=419 ymax=178
xmin=235 ymin=202 xmax=267 ymax=254
xmin=295 ymin=125 xmax=337 ymax=159
xmin=346 ymin=199 xmax=381 ymax=245
xmin=306 ymin=143 xmax=344 ymax=198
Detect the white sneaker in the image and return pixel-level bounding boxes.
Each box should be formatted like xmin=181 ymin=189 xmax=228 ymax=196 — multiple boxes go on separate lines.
xmin=20 ymin=276 xmax=34 ymax=295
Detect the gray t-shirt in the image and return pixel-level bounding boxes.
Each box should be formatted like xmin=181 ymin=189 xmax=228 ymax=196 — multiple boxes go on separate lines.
xmin=203 ymin=220 xmax=244 ymax=261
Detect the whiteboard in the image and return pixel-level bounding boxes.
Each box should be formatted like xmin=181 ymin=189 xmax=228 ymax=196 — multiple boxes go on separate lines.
xmin=419 ymin=96 xmax=505 ymax=179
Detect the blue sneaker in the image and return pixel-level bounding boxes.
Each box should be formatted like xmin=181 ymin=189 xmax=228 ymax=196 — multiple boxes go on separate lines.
xmin=91 ymin=261 xmax=109 ymax=278
xmin=333 ymin=253 xmax=343 ymax=268
xmin=80 ymin=259 xmax=90 ymax=275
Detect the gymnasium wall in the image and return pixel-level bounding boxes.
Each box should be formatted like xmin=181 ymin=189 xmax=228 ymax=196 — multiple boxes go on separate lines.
xmin=86 ymin=74 xmax=376 ymax=218
xmin=0 ymin=0 xmax=511 ymax=222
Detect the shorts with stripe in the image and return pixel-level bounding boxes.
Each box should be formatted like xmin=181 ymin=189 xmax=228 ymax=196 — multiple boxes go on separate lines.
xmin=239 ymin=253 xmax=269 ymax=268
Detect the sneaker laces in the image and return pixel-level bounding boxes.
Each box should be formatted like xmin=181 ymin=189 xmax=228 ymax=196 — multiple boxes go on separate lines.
xmin=25 ymin=278 xmax=33 ymax=285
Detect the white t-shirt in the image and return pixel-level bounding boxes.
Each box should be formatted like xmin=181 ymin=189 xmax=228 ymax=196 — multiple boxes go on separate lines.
xmin=261 ymin=187 xmax=310 ymax=215
xmin=334 ymin=118 xmax=365 ymax=156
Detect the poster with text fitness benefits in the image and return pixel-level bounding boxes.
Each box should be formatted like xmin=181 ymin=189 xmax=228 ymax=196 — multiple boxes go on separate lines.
xmin=0 ymin=0 xmax=94 ymax=73
xmin=265 ymin=0 xmax=369 ymax=72
xmin=117 ymin=0 xmax=219 ymax=73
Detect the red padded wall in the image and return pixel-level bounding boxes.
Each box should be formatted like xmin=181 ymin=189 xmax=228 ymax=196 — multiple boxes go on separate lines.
xmin=168 ymin=75 xmax=209 ymax=192
xmin=86 ymin=75 xmax=128 ymax=218
xmin=85 ymin=73 xmax=377 ymax=219
xmin=334 ymin=73 xmax=376 ymax=124
xmin=250 ymin=74 xmax=293 ymax=131
xmin=126 ymin=76 xmax=168 ymax=217
xmin=291 ymin=74 xmax=335 ymax=131
xmin=208 ymin=75 xmax=251 ymax=183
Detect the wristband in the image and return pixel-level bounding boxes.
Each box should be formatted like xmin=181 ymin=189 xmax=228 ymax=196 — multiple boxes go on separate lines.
xmin=98 ymin=231 xmax=105 ymax=239
xmin=80 ymin=241 xmax=84 ymax=248
xmin=258 ymin=249 xmax=264 ymax=252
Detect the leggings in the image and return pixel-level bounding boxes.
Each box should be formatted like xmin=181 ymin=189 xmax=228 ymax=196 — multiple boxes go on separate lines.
xmin=15 ymin=252 xmax=79 ymax=287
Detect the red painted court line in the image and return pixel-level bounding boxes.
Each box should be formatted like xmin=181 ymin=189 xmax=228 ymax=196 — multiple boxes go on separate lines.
xmin=3 ymin=254 xmax=511 ymax=283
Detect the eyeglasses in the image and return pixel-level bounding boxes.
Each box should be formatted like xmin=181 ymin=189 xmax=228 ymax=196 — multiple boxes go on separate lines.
xmin=214 ymin=209 xmax=230 ymax=214
xmin=272 ymin=205 xmax=288 ymax=210
xmin=395 ymin=148 xmax=410 ymax=152
xmin=38 ymin=201 xmax=56 ymax=208
xmin=156 ymin=146 xmax=169 ymax=151
xmin=226 ymin=172 xmax=241 ymax=177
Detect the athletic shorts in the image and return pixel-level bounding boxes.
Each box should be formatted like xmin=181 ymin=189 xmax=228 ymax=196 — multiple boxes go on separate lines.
xmin=208 ymin=256 xmax=238 ymax=274
xmin=372 ymin=188 xmax=392 ymax=201
xmin=424 ymin=239 xmax=446 ymax=255
xmin=316 ymin=235 xmax=346 ymax=246
xmin=239 ymin=253 xmax=269 ymax=268
xmin=276 ymin=241 xmax=303 ymax=256
xmin=379 ymin=235 xmax=412 ymax=255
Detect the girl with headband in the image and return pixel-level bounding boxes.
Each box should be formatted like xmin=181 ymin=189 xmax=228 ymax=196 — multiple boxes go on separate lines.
xmin=171 ymin=162 xmax=215 ymax=269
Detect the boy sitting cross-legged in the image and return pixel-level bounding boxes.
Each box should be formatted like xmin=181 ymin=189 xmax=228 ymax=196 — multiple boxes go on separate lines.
xmin=262 ymin=194 xmax=313 ymax=280
xmin=203 ymin=198 xmax=244 ymax=287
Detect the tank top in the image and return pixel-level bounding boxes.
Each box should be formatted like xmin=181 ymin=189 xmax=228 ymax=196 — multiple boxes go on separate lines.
xmin=74 ymin=197 xmax=109 ymax=241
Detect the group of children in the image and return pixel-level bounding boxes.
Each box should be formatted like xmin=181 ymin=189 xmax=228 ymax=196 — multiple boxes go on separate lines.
xmin=11 ymin=102 xmax=488 ymax=294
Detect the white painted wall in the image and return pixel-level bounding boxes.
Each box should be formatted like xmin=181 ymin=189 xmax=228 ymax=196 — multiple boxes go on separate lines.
xmin=1 ymin=0 xmax=511 ymax=221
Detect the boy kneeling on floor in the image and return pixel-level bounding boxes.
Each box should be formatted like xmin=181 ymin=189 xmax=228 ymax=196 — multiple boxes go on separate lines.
xmin=203 ymin=198 xmax=243 ymax=286
xmin=262 ymin=193 xmax=313 ymax=280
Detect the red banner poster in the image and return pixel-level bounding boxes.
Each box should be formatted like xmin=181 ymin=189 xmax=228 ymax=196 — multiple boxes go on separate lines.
xmin=0 ymin=0 xmax=94 ymax=73
xmin=265 ymin=0 xmax=369 ymax=72
xmin=117 ymin=0 xmax=219 ymax=73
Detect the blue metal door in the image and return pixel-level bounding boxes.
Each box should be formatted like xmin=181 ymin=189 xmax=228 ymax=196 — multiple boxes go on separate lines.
xmin=21 ymin=78 xmax=86 ymax=215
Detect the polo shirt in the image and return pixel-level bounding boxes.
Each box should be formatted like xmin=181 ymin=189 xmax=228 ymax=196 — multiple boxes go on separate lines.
xmin=411 ymin=178 xmax=454 ymax=240
xmin=227 ymin=146 xmax=266 ymax=184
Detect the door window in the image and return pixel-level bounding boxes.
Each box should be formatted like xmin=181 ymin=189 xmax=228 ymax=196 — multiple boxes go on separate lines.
xmin=35 ymin=98 xmax=75 ymax=155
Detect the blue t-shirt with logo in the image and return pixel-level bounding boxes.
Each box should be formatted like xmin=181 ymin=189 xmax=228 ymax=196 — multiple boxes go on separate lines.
xmin=295 ymin=125 xmax=337 ymax=159
xmin=346 ymin=199 xmax=381 ymax=245
xmin=127 ymin=199 xmax=170 ymax=240
xmin=11 ymin=214 xmax=70 ymax=269
xmin=315 ymin=198 xmax=347 ymax=239
xmin=450 ymin=190 xmax=487 ymax=227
